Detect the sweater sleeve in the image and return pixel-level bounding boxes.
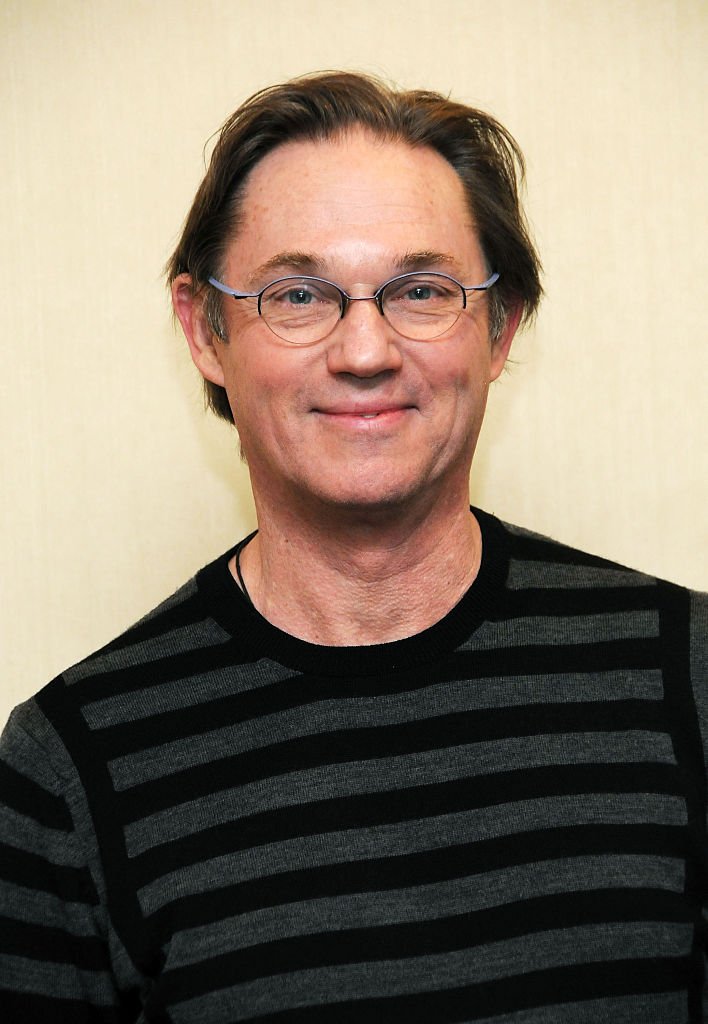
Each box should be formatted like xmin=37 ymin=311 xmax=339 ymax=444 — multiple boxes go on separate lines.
xmin=689 ymin=590 xmax=708 ymax=812
xmin=0 ymin=701 xmax=135 ymax=1023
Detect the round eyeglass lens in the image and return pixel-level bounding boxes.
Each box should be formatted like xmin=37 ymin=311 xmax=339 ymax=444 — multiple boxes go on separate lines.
xmin=259 ymin=278 xmax=343 ymax=343
xmin=381 ymin=274 xmax=464 ymax=340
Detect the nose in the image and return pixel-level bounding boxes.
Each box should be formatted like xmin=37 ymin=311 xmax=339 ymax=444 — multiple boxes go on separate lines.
xmin=325 ymin=297 xmax=403 ymax=378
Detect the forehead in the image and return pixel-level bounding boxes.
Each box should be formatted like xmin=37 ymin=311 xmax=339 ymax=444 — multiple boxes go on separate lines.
xmin=227 ymin=129 xmax=482 ymax=279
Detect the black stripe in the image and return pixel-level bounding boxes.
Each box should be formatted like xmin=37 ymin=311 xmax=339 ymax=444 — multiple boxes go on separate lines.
xmin=70 ymin=635 xmax=252 ymax=705
xmin=503 ymin=584 xmax=661 ymax=617
xmin=118 ymin=699 xmax=669 ymax=819
xmin=0 ymin=841 xmax=97 ymax=904
xmin=146 ymin=822 xmax=687 ymax=933
xmin=0 ymin=988 xmax=137 ymax=1023
xmin=81 ymin=588 xmax=206 ymax=659
xmin=0 ymin=761 xmax=73 ymax=831
xmin=0 ymin=914 xmax=108 ymax=969
xmin=132 ymin=761 xmax=682 ymax=882
xmin=509 ymin=533 xmax=638 ymax=569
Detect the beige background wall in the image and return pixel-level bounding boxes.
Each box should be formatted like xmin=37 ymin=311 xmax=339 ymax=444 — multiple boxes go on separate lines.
xmin=1 ymin=0 xmax=706 ymax=728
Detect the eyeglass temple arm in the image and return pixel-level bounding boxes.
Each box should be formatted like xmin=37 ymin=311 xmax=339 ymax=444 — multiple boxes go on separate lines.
xmin=463 ymin=271 xmax=499 ymax=292
xmin=207 ymin=277 xmax=258 ymax=299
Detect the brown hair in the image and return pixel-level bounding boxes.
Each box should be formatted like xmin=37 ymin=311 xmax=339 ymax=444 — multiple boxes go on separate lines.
xmin=167 ymin=71 xmax=542 ymax=424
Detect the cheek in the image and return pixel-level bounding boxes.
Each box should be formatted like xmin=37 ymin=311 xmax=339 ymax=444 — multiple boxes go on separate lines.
xmin=436 ymin=355 xmax=491 ymax=440
xmin=427 ymin=347 xmax=485 ymax=405
xmin=221 ymin=349 xmax=308 ymax=447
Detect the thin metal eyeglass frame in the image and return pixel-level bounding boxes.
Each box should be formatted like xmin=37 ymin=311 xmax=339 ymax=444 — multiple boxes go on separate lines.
xmin=207 ymin=270 xmax=500 ymax=342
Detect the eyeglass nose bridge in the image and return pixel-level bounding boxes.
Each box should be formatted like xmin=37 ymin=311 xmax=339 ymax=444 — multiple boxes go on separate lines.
xmin=338 ymin=287 xmax=388 ymax=322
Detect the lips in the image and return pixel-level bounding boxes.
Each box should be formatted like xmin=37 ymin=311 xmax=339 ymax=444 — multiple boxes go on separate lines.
xmin=329 ymin=409 xmax=402 ymax=418
xmin=314 ymin=404 xmax=413 ymax=417
xmin=312 ymin=406 xmax=414 ymax=433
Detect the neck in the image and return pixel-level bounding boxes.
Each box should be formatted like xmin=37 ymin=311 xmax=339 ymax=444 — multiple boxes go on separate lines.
xmin=232 ymin=495 xmax=482 ymax=646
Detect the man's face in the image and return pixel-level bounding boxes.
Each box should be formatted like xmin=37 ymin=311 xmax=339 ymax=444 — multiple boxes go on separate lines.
xmin=192 ymin=130 xmax=516 ymax=519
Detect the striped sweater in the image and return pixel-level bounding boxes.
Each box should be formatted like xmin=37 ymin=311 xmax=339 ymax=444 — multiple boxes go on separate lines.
xmin=1 ymin=509 xmax=707 ymax=1022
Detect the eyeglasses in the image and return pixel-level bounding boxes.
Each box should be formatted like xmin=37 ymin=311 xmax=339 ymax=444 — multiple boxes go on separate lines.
xmin=207 ymin=270 xmax=500 ymax=345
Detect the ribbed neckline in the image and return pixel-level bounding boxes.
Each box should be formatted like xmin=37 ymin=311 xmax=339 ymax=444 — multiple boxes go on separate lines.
xmin=196 ymin=507 xmax=511 ymax=677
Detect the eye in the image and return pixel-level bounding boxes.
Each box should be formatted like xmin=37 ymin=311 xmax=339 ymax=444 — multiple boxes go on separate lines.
xmin=406 ymin=284 xmax=434 ymax=301
xmin=268 ymin=285 xmax=319 ymax=306
xmin=262 ymin=278 xmax=339 ymax=310
xmin=384 ymin=274 xmax=459 ymax=306
xmin=284 ymin=288 xmax=314 ymax=306
xmin=260 ymin=278 xmax=342 ymax=334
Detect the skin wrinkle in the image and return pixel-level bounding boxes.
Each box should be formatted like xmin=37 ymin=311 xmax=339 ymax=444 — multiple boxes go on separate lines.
xmin=247 ymin=509 xmax=484 ymax=648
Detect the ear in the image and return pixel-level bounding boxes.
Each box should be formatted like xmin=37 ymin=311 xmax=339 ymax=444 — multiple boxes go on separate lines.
xmin=171 ymin=273 xmax=226 ymax=387
xmin=489 ymin=302 xmax=523 ymax=382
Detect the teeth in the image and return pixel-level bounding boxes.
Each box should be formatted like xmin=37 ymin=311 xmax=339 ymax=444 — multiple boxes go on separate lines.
xmin=360 ymin=413 xmax=379 ymax=418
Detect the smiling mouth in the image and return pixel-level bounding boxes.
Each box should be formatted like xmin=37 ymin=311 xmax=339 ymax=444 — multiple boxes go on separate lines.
xmin=313 ymin=407 xmax=414 ymax=433
xmin=315 ymin=406 xmax=413 ymax=417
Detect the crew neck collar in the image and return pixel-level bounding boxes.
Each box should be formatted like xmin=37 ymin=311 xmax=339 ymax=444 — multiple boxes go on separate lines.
xmin=196 ymin=507 xmax=510 ymax=677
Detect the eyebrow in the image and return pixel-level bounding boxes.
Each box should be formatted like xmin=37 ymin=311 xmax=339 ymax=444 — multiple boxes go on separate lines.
xmin=247 ymin=252 xmax=326 ymax=287
xmin=393 ymin=251 xmax=459 ymax=273
xmin=246 ymin=249 xmax=461 ymax=288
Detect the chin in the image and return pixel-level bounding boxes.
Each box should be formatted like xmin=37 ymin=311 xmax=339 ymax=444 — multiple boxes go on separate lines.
xmin=304 ymin=476 xmax=437 ymax=517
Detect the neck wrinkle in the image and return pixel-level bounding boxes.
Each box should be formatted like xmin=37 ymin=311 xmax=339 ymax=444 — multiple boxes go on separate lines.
xmin=235 ymin=501 xmax=482 ymax=646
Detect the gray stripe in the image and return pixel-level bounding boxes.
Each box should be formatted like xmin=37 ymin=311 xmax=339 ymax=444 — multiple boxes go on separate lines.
xmin=137 ymin=793 xmax=687 ymax=912
xmin=168 ymin=922 xmax=692 ymax=1020
xmin=83 ymin=656 xmax=299 ymax=728
xmin=123 ymin=730 xmax=676 ymax=852
xmin=469 ymin=991 xmax=687 ymax=1023
xmin=0 ymin=953 xmax=115 ymax=1002
xmin=108 ymin=671 xmax=665 ymax=789
xmin=62 ymin=577 xmax=199 ymax=685
xmin=0 ymin=807 xmax=81 ymax=868
xmin=1 ymin=716 xmax=69 ymax=793
xmin=465 ymin=611 xmax=659 ymax=650
xmin=65 ymin=618 xmax=230 ymax=687
xmin=507 ymin=559 xmax=656 ymax=590
xmin=0 ymin=878 xmax=99 ymax=933
xmin=165 ymin=854 xmax=685 ymax=966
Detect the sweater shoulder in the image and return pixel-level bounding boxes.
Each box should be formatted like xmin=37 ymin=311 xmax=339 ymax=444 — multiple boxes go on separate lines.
xmin=64 ymin=553 xmax=242 ymax=682
xmin=500 ymin=519 xmax=674 ymax=590
xmin=19 ymin=552 xmax=245 ymax=742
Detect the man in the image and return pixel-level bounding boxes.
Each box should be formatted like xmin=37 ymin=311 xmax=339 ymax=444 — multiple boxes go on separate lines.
xmin=0 ymin=72 xmax=705 ymax=1022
